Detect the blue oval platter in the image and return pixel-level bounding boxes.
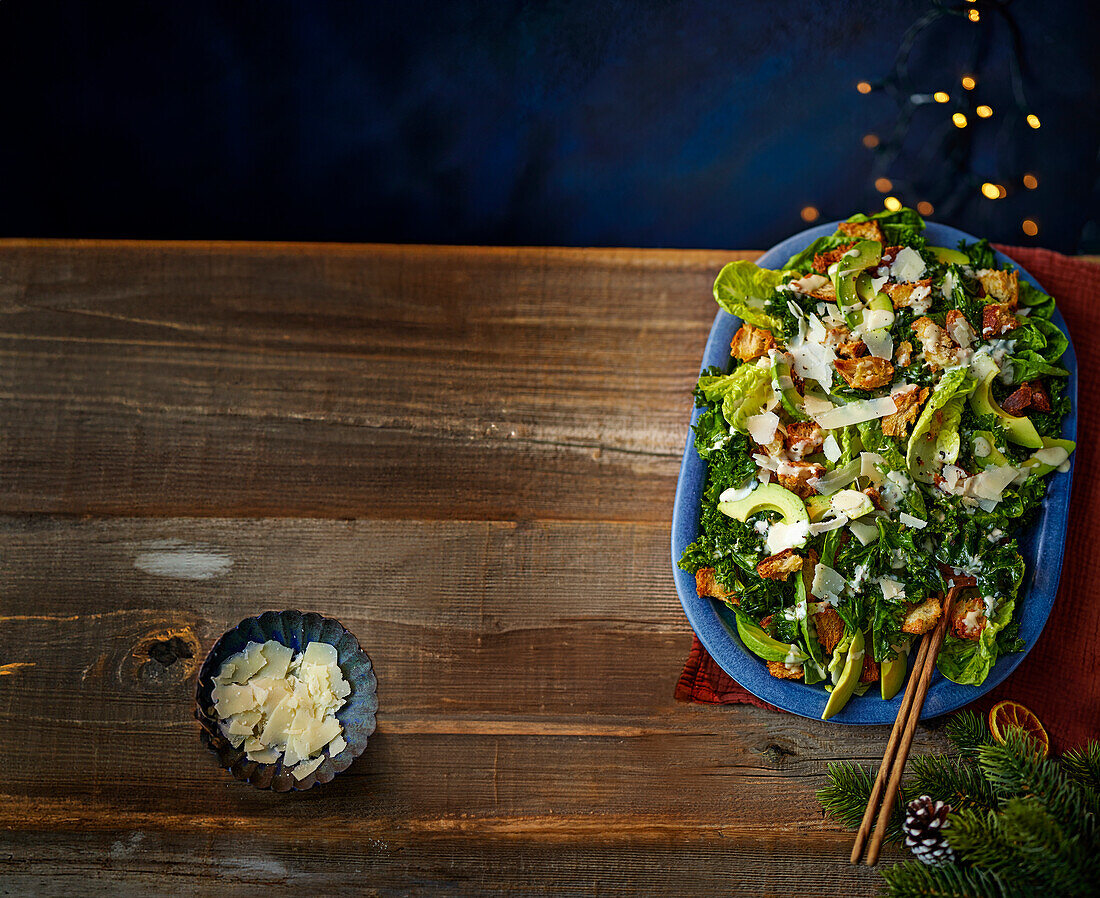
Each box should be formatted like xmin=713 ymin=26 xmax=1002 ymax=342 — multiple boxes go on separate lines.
xmin=670 ymin=221 xmax=1077 ymax=724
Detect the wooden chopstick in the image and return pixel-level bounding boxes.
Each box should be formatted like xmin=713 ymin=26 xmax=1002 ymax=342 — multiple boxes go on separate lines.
xmin=852 ymin=585 xmax=962 ymax=866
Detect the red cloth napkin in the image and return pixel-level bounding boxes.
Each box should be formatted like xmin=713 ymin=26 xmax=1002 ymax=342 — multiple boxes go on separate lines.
xmin=677 ymin=246 xmax=1100 ymax=753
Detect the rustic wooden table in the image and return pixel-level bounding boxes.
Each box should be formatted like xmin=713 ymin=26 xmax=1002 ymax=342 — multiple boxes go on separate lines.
xmin=0 ymin=241 xmax=963 ymax=895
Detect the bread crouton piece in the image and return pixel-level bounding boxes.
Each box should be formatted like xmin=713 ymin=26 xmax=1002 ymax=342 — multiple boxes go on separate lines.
xmin=901 ymin=596 xmax=942 ymax=635
xmin=945 ymin=309 xmax=978 ymax=349
xmin=812 ymin=607 xmax=844 ymax=654
xmin=912 ymin=317 xmax=958 ymax=370
xmin=977 ymin=268 xmax=1019 ymax=304
xmin=784 ymin=421 xmax=825 ymax=460
xmin=981 ymin=301 xmax=1020 ymax=339
xmin=757 ymin=548 xmax=804 ymax=582
xmin=767 ymin=660 xmax=804 ymax=680
xmin=834 ymin=356 xmax=894 ymax=390
xmin=805 ymin=279 xmax=836 ymax=301
xmin=881 ymin=385 xmax=929 ymax=438
xmin=895 ymin=340 xmax=913 ymax=368
xmin=696 ymin=568 xmax=738 ymax=603
xmin=730 ymin=324 xmax=777 ymax=362
xmin=777 ymin=462 xmax=825 ymax=499
xmin=951 ymin=595 xmax=987 ymax=641
xmin=1000 ymin=384 xmax=1033 ymax=417
xmin=827 ymin=324 xmax=868 ymax=359
xmin=838 ymin=219 xmax=886 ymax=243
xmin=1027 ymin=381 xmax=1052 ymax=413
xmin=859 ymin=654 xmax=880 ymax=684
xmin=883 ymin=278 xmax=934 ymax=311
xmin=813 ymin=242 xmax=856 ymax=275
xmin=863 ymin=486 xmax=884 ymax=511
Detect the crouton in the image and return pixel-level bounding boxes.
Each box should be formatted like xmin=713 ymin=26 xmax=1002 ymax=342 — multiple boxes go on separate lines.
xmin=883 ymin=279 xmax=934 ymax=310
xmin=880 ymin=245 xmax=904 ymax=265
xmin=827 ymin=324 xmax=868 ymax=359
xmin=945 ymin=309 xmax=978 ymax=349
xmin=894 ymin=340 xmax=913 ymax=368
xmin=981 ymin=302 xmax=1020 ymax=339
xmin=767 ymin=660 xmax=804 ymax=680
xmin=730 ymin=324 xmax=777 ymax=362
xmin=881 ymin=385 xmax=929 ymax=438
xmin=1000 ymin=384 xmax=1033 ymax=417
xmin=859 ymin=655 xmax=880 ymax=684
xmin=901 ymin=596 xmax=942 ymax=635
xmin=812 ymin=607 xmax=844 ymax=654
xmin=863 ymin=486 xmax=884 ymax=511
xmin=777 ymin=462 xmax=825 ymax=499
xmin=838 ymin=219 xmax=886 ymax=243
xmin=834 ymin=355 xmax=894 ymax=390
xmin=1028 ymin=381 xmax=1052 ymax=413
xmin=812 ymin=242 xmax=856 ymax=274
xmin=757 ymin=548 xmax=804 ymax=581
xmin=912 ymin=317 xmax=959 ymax=370
xmin=784 ymin=421 xmax=825 ymax=460
xmin=805 ymin=279 xmax=836 ymax=301
xmin=696 ymin=568 xmax=737 ymax=603
xmin=977 ymin=269 xmax=1019 ymax=304
xmin=951 ymin=595 xmax=987 ymax=641
xmin=801 ymin=548 xmax=818 ymax=599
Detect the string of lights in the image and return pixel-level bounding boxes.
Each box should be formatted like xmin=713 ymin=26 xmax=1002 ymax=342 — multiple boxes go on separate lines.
xmin=800 ymin=0 xmax=1044 ymax=238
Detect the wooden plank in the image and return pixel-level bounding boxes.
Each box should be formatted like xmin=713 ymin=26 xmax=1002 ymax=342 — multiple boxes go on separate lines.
xmin=0 ymin=516 xmax=948 ymax=834
xmin=0 ymin=242 xmax=757 ymax=520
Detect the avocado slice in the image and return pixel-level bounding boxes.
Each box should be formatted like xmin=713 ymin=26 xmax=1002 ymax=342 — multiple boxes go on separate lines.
xmin=828 ymin=240 xmax=881 ymax=327
xmin=718 ymin=482 xmax=809 ymax=527
xmin=969 ymin=371 xmax=1043 ymax=449
xmin=928 ymin=245 xmax=971 ymax=265
xmin=822 ymin=627 xmax=865 ymax=720
xmin=734 ymin=608 xmax=807 ymax=664
xmin=771 ymin=356 xmax=808 ymax=421
xmin=880 ymin=642 xmax=908 ymax=700
xmin=970 ymin=430 xmax=1011 ymax=471
xmin=805 ymin=494 xmax=832 ymax=522
xmin=1021 ymin=437 xmax=1076 ymax=477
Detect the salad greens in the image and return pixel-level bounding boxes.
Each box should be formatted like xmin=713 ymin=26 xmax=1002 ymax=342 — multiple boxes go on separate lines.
xmin=679 ymin=208 xmax=1074 ymax=718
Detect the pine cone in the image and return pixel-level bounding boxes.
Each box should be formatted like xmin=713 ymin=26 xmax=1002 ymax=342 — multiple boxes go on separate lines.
xmin=903 ymin=794 xmax=956 ymax=866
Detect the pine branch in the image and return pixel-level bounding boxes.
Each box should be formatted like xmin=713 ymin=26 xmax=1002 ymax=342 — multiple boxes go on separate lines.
xmin=977 ymin=729 xmax=1092 ymax=827
xmin=880 ymin=859 xmax=1015 ymax=898
xmin=943 ymin=710 xmax=992 ymax=759
xmin=1062 ymin=740 xmax=1100 ymax=814
xmin=817 ymin=761 xmax=910 ymax=844
xmin=908 ymin=754 xmax=999 ymax=812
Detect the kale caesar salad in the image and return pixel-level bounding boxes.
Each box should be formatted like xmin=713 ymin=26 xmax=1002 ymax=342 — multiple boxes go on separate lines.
xmin=678 ymin=208 xmax=1074 ymax=719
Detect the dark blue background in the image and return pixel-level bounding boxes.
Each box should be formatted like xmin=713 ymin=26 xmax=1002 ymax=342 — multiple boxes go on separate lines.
xmin=2 ymin=1 xmax=1097 ymax=251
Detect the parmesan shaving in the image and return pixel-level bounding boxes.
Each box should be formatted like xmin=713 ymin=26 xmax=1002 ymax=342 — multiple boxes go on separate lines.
xmin=745 ymin=411 xmax=780 ymax=446
xmin=814 ymin=396 xmax=898 ymax=429
xmin=213 ymin=639 xmax=351 ymax=776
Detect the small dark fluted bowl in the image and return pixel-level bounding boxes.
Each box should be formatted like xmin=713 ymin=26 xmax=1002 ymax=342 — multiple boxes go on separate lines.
xmin=195 ymin=610 xmax=378 ymax=792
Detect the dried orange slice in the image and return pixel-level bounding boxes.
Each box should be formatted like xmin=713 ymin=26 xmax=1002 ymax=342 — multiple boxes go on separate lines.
xmin=988 ymin=700 xmax=1049 ymax=758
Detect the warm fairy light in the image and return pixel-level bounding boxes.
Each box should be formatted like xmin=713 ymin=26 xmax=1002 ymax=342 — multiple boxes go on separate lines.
xmin=961 ymin=75 xmax=977 ymax=90
xmin=917 ymin=201 xmax=934 ymax=216
xmin=884 ymin=196 xmax=902 ymax=212
xmin=952 ymin=112 xmax=968 ymax=128
xmin=862 ymin=133 xmax=880 ymax=148
xmin=968 ymin=8 xmax=980 ymax=21
xmin=875 ymin=177 xmax=893 ymax=193
xmin=997 ymin=185 xmax=1007 ymax=198
xmin=1027 ymin=114 xmax=1041 ymax=129
xmin=933 ymin=91 xmax=950 ymax=103
xmin=801 ymin=206 xmax=820 ymax=223
xmin=976 ymin=105 xmax=993 ymax=118
xmin=1023 ymin=173 xmax=1039 ymax=189
xmin=981 ymin=183 xmax=1001 ymax=199
xmin=1022 ymin=219 xmax=1039 ymax=236
xmin=857 ymin=81 xmax=873 ymax=94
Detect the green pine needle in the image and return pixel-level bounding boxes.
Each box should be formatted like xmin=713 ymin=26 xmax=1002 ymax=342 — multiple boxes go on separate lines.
xmin=1063 ymin=741 xmax=1100 ymax=808
xmin=943 ymin=710 xmax=993 ymax=759
xmin=908 ymin=754 xmax=999 ymax=813
xmin=816 ymin=761 xmax=911 ymax=844
xmin=880 ymin=859 xmax=1014 ymax=898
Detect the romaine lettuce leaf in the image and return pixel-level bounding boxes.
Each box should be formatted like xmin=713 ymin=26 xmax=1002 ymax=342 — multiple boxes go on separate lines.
xmin=938 ymin=595 xmax=1015 ymax=685
xmin=712 ymin=262 xmax=787 ymax=332
xmin=906 ymin=367 xmax=974 ymax=482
